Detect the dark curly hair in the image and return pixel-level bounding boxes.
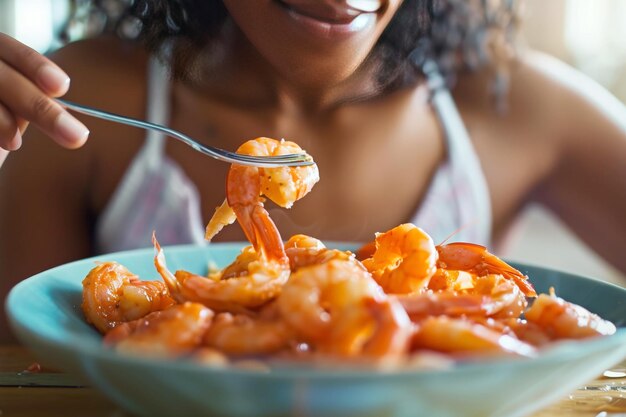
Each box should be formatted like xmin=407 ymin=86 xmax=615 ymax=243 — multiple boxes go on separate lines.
xmin=76 ymin=0 xmax=520 ymax=96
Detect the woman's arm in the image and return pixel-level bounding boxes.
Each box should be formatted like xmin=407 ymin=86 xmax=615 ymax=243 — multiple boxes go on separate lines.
xmin=528 ymin=53 xmax=626 ymax=272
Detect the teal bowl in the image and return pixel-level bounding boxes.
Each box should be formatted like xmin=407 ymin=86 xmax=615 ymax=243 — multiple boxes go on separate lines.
xmin=6 ymin=243 xmax=626 ymax=417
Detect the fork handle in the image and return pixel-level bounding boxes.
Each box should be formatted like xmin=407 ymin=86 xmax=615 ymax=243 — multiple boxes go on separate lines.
xmin=56 ymin=99 xmax=313 ymax=167
xmin=56 ymin=98 xmax=188 ymax=146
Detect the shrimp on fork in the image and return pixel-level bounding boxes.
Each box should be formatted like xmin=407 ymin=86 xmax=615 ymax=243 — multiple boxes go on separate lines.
xmin=205 ymin=137 xmax=319 ymax=263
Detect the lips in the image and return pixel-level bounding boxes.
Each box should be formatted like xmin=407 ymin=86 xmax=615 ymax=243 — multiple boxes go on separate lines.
xmin=278 ymin=0 xmax=382 ymax=24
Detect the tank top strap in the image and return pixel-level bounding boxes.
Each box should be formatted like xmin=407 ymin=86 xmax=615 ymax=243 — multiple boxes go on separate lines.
xmin=139 ymin=55 xmax=171 ymax=167
xmin=423 ymin=60 xmax=492 ymax=242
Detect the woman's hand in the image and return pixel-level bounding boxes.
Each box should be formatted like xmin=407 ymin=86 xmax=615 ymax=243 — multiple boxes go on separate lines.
xmin=0 ymin=33 xmax=89 ymax=167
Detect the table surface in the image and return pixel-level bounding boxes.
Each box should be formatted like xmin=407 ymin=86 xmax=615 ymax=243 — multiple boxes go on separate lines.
xmin=1 ymin=345 xmax=625 ymax=417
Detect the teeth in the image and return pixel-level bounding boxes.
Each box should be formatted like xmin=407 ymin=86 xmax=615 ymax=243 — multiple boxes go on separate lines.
xmin=345 ymin=0 xmax=382 ymax=12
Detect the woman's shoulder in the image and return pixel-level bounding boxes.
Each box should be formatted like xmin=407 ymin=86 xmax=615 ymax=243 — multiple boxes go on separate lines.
xmin=454 ymin=49 xmax=616 ymax=146
xmin=49 ymin=35 xmax=150 ymax=113
xmin=455 ymin=51 xmax=580 ymax=115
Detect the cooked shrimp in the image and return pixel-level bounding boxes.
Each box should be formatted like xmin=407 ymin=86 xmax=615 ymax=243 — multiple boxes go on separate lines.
xmin=205 ymin=137 xmax=319 ymax=263
xmin=285 ymin=234 xmax=355 ymax=270
xmin=503 ymin=319 xmax=553 ymax=347
xmin=427 ymin=269 xmax=476 ymax=292
xmin=203 ymin=312 xmax=294 ymax=356
xmin=82 ymin=262 xmax=175 ymax=333
xmin=411 ymin=316 xmax=536 ymax=357
xmin=104 ymin=302 xmax=214 ymax=358
xmin=278 ymin=259 xmax=379 ymax=342
xmin=395 ymin=292 xmax=488 ymax=319
xmin=153 ymin=235 xmax=289 ymax=310
xmin=524 ymin=289 xmax=616 ymax=339
xmin=360 ymin=297 xmax=413 ymax=358
xmin=436 ymin=242 xmax=537 ymax=297
xmin=278 ymin=259 xmax=411 ymax=358
xmin=361 ymin=223 xmax=438 ymax=294
xmin=399 ymin=274 xmax=526 ymax=322
xmin=284 ymin=234 xmax=326 ymax=252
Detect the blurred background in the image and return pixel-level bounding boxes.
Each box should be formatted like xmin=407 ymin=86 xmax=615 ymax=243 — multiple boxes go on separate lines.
xmin=0 ymin=0 xmax=624 ymax=285
xmin=505 ymin=0 xmax=626 ymax=286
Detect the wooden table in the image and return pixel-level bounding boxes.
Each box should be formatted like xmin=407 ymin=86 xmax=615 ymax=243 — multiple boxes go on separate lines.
xmin=1 ymin=345 xmax=625 ymax=417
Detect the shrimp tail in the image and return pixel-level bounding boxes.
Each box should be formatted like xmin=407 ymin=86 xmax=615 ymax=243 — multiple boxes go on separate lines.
xmin=230 ymin=203 xmax=288 ymax=264
xmin=205 ymin=199 xmax=237 ymax=241
xmin=251 ymin=205 xmax=288 ymax=264
xmin=152 ymin=232 xmax=182 ymax=299
xmin=230 ymin=204 xmax=259 ymax=250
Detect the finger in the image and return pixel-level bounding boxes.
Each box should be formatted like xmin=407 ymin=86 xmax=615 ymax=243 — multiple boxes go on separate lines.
xmin=0 ymin=101 xmax=21 ymax=150
xmin=16 ymin=117 xmax=29 ymax=135
xmin=0 ymin=148 xmax=8 ymax=167
xmin=0 ymin=130 xmax=23 ymax=153
xmin=0 ymin=62 xmax=89 ymax=148
xmin=0 ymin=33 xmax=70 ymax=97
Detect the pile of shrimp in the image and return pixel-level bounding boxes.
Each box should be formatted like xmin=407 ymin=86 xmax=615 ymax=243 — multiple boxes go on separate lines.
xmin=81 ymin=137 xmax=616 ymax=370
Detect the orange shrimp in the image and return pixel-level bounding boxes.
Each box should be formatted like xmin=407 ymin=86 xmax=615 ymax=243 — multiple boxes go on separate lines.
xmin=153 ymin=235 xmax=289 ymax=311
xmin=361 ymin=223 xmax=438 ymax=294
xmin=359 ymin=297 xmax=413 ymax=359
xmin=427 ymin=269 xmax=476 ymax=292
xmin=203 ymin=312 xmax=294 ymax=356
xmin=82 ymin=262 xmax=175 ymax=334
xmin=395 ymin=292 xmax=488 ymax=319
xmin=205 ymin=137 xmax=319 ymax=263
xmin=524 ymin=289 xmax=616 ymax=339
xmin=436 ymin=242 xmax=537 ymax=297
xmin=411 ymin=316 xmax=536 ymax=357
xmin=503 ymin=319 xmax=553 ymax=347
xmin=397 ymin=274 xmax=527 ymax=321
xmin=278 ymin=259 xmax=411 ymax=358
xmin=285 ymin=234 xmax=356 ymax=270
xmin=104 ymin=302 xmax=214 ymax=358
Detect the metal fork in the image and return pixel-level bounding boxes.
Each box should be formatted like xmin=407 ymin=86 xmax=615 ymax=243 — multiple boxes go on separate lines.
xmin=56 ymin=99 xmax=313 ymax=167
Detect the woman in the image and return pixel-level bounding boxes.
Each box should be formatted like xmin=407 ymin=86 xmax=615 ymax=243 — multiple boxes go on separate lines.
xmin=0 ymin=0 xmax=625 ymax=340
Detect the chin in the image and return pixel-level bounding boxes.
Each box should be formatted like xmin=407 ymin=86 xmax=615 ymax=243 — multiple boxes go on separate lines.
xmin=222 ymin=0 xmax=398 ymax=89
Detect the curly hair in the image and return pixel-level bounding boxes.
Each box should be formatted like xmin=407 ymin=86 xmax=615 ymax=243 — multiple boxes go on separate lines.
xmin=79 ymin=0 xmax=520 ymax=95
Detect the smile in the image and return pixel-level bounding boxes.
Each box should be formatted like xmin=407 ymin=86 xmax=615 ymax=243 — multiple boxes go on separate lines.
xmin=276 ymin=0 xmax=378 ymax=39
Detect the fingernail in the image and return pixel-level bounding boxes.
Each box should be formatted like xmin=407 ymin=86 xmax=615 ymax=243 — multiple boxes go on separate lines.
xmin=6 ymin=129 xmax=22 ymax=151
xmin=37 ymin=65 xmax=70 ymax=95
xmin=0 ymin=148 xmax=8 ymax=167
xmin=55 ymin=112 xmax=89 ymax=147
